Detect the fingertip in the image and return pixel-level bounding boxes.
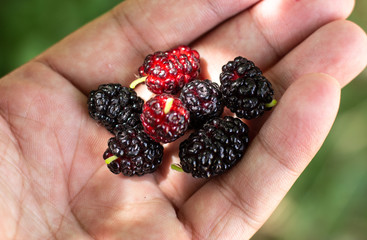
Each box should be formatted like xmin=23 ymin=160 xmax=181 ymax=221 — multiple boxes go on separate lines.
xmin=343 ymin=19 xmax=367 ymax=70
xmin=296 ymin=73 xmax=341 ymax=122
xmin=298 ymin=72 xmax=341 ymax=104
xmin=279 ymin=72 xmax=341 ymax=126
xmin=323 ymin=20 xmax=367 ymax=86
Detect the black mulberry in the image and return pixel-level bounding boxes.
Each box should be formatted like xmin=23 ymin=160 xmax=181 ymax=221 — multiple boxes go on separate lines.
xmin=103 ymin=128 xmax=164 ymax=176
xmin=178 ymin=116 xmax=249 ymax=178
xmin=88 ymin=83 xmax=144 ymax=133
xmin=220 ymin=56 xmax=276 ymax=119
xmin=180 ymin=79 xmax=224 ymax=128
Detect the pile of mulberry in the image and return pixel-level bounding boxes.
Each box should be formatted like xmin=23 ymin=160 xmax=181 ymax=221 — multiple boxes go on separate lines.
xmin=87 ymin=47 xmax=277 ymax=179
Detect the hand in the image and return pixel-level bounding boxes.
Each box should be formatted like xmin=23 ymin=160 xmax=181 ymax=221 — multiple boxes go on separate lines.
xmin=0 ymin=0 xmax=366 ymax=239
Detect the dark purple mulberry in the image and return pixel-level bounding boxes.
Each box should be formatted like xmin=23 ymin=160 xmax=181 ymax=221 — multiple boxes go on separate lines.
xmin=103 ymin=128 xmax=164 ymax=176
xmin=220 ymin=56 xmax=276 ymax=119
xmin=180 ymin=79 xmax=224 ymax=128
xmin=178 ymin=116 xmax=249 ymax=178
xmin=88 ymin=83 xmax=144 ymax=133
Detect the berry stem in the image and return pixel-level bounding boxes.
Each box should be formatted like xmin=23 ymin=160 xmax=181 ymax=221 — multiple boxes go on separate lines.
xmin=129 ymin=76 xmax=147 ymax=89
xmin=105 ymin=155 xmax=118 ymax=164
xmin=171 ymin=164 xmax=184 ymax=172
xmin=164 ymin=98 xmax=174 ymax=114
xmin=265 ymin=99 xmax=277 ymax=108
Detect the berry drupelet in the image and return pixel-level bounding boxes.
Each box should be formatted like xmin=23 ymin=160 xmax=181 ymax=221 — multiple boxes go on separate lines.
xmin=180 ymin=79 xmax=224 ymax=128
xmin=220 ymin=56 xmax=277 ymax=119
xmin=103 ymin=127 xmax=164 ymax=176
xmin=140 ymin=94 xmax=190 ymax=143
xmin=137 ymin=45 xmax=200 ymax=94
xmin=87 ymin=83 xmax=144 ymax=133
xmin=177 ymin=116 xmax=249 ymax=178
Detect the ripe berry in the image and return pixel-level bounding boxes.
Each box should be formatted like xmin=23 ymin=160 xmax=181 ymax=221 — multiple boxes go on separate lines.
xmin=180 ymin=79 xmax=224 ymax=128
xmin=137 ymin=46 xmax=200 ymax=94
xmin=103 ymin=128 xmax=164 ymax=176
xmin=176 ymin=116 xmax=249 ymax=178
xmin=220 ymin=56 xmax=276 ymax=119
xmin=220 ymin=56 xmax=262 ymax=81
xmin=140 ymin=94 xmax=190 ymax=143
xmin=87 ymin=83 xmax=144 ymax=133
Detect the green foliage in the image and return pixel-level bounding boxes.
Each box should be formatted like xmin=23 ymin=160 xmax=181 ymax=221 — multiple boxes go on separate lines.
xmin=0 ymin=0 xmax=120 ymax=77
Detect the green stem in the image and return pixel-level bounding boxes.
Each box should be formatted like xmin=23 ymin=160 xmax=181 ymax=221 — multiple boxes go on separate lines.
xmin=105 ymin=155 xmax=118 ymax=164
xmin=129 ymin=76 xmax=147 ymax=89
xmin=171 ymin=164 xmax=184 ymax=172
xmin=265 ymin=99 xmax=277 ymax=108
xmin=164 ymin=98 xmax=174 ymax=114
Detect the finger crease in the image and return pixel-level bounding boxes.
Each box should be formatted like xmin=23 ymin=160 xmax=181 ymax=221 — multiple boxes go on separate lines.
xmin=213 ymin=179 xmax=263 ymax=231
xmin=249 ymin=7 xmax=282 ymax=61
xmin=110 ymin=5 xmax=156 ymax=58
xmin=257 ymin=130 xmax=300 ymax=177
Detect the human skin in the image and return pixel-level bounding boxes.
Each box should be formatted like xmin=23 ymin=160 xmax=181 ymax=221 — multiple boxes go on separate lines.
xmin=0 ymin=0 xmax=366 ymax=239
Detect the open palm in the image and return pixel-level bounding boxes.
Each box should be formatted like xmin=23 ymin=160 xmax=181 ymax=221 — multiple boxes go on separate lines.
xmin=1 ymin=0 xmax=366 ymax=239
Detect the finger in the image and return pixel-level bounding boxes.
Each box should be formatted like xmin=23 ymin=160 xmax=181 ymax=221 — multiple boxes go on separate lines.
xmin=36 ymin=0 xmax=260 ymax=94
xmin=249 ymin=20 xmax=367 ymax=134
xmin=268 ymin=20 xmax=367 ymax=95
xmin=158 ymin=19 xmax=367 ymax=207
xmin=179 ymin=73 xmax=341 ymax=240
xmin=195 ymin=0 xmax=354 ymax=80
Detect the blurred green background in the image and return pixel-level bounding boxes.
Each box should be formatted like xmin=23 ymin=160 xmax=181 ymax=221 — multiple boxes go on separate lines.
xmin=0 ymin=0 xmax=366 ymax=239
